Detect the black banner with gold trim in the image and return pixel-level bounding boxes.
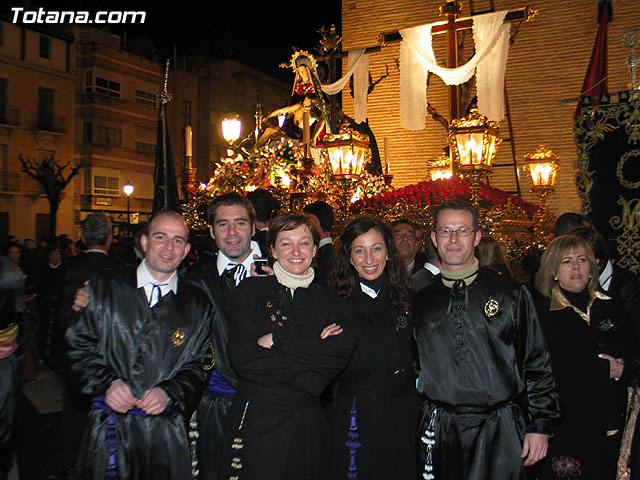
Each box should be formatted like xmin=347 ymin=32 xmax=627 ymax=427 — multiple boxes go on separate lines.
xmin=574 ymin=92 xmax=640 ymax=273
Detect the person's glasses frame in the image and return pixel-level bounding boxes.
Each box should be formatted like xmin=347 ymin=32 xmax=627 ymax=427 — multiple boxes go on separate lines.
xmin=435 ymin=227 xmax=477 ymax=238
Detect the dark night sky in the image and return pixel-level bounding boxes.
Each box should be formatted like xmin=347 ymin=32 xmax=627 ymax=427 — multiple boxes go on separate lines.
xmin=5 ymin=1 xmax=343 ymax=82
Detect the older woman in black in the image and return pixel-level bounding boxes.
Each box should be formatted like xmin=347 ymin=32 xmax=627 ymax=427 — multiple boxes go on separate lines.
xmin=220 ymin=212 xmax=356 ymax=480
xmin=325 ymin=216 xmax=419 ymax=480
xmin=535 ymin=235 xmax=637 ymax=479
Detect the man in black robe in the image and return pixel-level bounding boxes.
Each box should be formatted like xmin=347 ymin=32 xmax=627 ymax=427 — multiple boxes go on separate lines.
xmin=413 ymin=200 xmax=560 ymax=480
xmin=303 ymin=201 xmax=336 ymax=286
xmin=65 ymin=211 xmax=213 ymax=480
xmin=58 ymin=211 xmax=122 ymax=474
xmin=186 ymin=192 xmax=262 ymax=480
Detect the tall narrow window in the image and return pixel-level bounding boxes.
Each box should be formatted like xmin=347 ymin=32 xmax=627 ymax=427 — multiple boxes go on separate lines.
xmin=37 ymin=87 xmax=54 ymax=131
xmin=0 ymin=79 xmax=6 ymax=124
xmin=39 ymin=35 xmax=50 ymax=59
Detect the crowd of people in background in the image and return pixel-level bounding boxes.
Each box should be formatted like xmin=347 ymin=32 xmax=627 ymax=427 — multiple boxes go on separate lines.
xmin=1 ymin=189 xmax=640 ymax=480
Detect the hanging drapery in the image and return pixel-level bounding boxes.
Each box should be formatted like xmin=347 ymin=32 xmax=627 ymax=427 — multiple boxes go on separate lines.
xmin=321 ymin=49 xmax=370 ymax=124
xmin=574 ymin=94 xmax=640 ymax=274
xmin=399 ymin=11 xmax=510 ymax=130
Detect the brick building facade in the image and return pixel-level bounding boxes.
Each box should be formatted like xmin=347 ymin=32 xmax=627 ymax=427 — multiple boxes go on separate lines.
xmin=340 ymin=0 xmax=638 ymax=214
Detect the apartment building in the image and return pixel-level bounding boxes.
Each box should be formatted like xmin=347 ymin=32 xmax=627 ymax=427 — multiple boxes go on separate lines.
xmin=0 ymin=18 xmax=75 ymax=243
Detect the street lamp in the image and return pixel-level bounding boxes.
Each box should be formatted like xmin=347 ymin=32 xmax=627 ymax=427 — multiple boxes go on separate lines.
xmin=222 ymin=116 xmax=242 ymax=143
xmin=123 ymin=181 xmax=134 ymax=234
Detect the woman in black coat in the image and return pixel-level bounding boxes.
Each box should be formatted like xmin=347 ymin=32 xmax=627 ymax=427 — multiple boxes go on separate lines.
xmin=325 ymin=216 xmax=420 ymax=480
xmin=534 ymin=235 xmax=637 ymax=479
xmin=220 ymin=212 xmax=356 ymax=480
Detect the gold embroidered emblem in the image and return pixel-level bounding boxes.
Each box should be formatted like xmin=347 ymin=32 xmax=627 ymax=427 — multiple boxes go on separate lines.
xmin=172 ymin=329 xmax=186 ymax=346
xmin=201 ymin=342 xmax=215 ymax=370
xmin=484 ymin=299 xmax=499 ymax=317
xmin=266 ymin=301 xmax=273 ymax=308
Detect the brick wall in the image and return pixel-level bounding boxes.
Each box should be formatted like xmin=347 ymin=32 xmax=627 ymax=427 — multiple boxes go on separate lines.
xmin=341 ymin=0 xmax=638 ymax=215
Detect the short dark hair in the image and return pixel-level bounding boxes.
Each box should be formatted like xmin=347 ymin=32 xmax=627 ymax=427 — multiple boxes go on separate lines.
xmin=433 ymin=200 xmax=479 ymax=231
xmin=391 ymin=218 xmax=416 ymax=232
xmin=207 ymin=192 xmax=256 ymax=227
xmin=81 ymin=212 xmax=112 ymax=247
xmin=303 ymin=201 xmax=334 ymax=232
xmin=569 ymin=226 xmax=609 ymax=266
xmin=553 ymin=213 xmax=589 ymax=237
xmin=147 ymin=211 xmax=189 ymax=238
xmin=267 ymin=212 xmax=320 ymax=251
xmin=246 ymin=189 xmax=280 ymax=223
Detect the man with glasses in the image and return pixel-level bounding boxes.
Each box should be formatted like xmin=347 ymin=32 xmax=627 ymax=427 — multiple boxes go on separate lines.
xmin=413 ymin=200 xmax=560 ymax=480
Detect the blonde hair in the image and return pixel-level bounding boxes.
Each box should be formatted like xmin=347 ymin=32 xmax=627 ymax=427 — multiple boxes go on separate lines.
xmin=535 ymin=235 xmax=599 ymax=298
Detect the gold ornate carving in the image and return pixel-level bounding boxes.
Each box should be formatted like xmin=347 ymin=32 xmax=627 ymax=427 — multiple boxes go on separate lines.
xmin=617 ymin=150 xmax=640 ymax=189
xmin=609 ymin=196 xmax=640 ymax=274
xmin=574 ymin=100 xmax=640 ymax=214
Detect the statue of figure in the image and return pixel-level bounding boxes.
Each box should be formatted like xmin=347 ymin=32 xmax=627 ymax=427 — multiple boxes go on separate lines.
xmin=256 ymin=51 xmax=333 ymax=159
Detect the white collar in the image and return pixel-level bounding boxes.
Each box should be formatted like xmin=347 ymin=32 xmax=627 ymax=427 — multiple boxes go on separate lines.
xmin=423 ymin=262 xmax=441 ymax=275
xmin=319 ymin=237 xmax=333 ymax=248
xmin=137 ymin=259 xmax=179 ymax=295
xmin=216 ymin=240 xmax=262 ymax=276
xmin=360 ymin=282 xmax=379 ymax=299
xmin=599 ymin=259 xmax=614 ymax=291
xmin=85 ymin=248 xmax=108 ymax=255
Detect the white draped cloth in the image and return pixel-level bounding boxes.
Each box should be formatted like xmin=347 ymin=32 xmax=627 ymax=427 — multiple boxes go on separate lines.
xmin=321 ymin=49 xmax=371 ymax=124
xmin=399 ymin=11 xmax=510 ymax=130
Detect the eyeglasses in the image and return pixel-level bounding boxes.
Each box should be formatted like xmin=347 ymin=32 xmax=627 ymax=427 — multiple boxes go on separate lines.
xmin=435 ymin=227 xmax=476 ymax=238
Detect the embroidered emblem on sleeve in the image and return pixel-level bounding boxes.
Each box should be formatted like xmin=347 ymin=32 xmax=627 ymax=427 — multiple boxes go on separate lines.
xmin=201 ymin=342 xmax=215 ymax=371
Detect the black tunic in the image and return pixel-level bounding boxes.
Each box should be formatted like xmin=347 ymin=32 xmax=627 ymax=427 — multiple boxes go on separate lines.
xmin=535 ymin=288 xmax=636 ymax=480
xmin=412 ymin=267 xmax=560 ymax=480
xmin=220 ymin=276 xmax=357 ymax=480
xmin=325 ymin=283 xmax=419 ymax=480
xmin=183 ymin=253 xmax=238 ymax=480
xmin=65 ymin=266 xmax=213 ymax=480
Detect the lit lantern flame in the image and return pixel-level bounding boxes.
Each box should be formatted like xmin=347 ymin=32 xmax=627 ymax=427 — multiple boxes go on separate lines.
xmin=524 ymin=145 xmax=559 ymax=189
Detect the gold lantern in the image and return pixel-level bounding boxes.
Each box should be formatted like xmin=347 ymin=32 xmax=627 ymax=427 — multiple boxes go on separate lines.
xmin=448 ymin=108 xmax=502 ymax=204
xmin=524 ymin=145 xmax=559 ymax=241
xmin=523 ymin=145 xmax=559 ymax=192
xmin=426 ymin=151 xmax=453 ymax=181
xmin=323 ymin=125 xmax=371 ymax=181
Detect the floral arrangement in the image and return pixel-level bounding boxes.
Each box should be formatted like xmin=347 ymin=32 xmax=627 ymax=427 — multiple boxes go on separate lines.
xmin=351 ymin=177 xmax=538 ymax=217
xmin=203 ymin=138 xmax=298 ymax=197
xmin=358 ymin=170 xmax=391 ymax=198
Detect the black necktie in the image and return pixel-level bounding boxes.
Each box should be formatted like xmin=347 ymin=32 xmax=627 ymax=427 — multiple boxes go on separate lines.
xmin=149 ymin=283 xmax=168 ymax=307
xmin=226 ymin=264 xmax=246 ymax=286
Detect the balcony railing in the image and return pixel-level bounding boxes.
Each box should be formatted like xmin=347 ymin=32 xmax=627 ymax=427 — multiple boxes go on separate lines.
xmin=0 ymin=108 xmax=20 ymax=127
xmin=0 ymin=173 xmax=21 ymax=193
xmin=31 ymin=114 xmax=67 ymax=133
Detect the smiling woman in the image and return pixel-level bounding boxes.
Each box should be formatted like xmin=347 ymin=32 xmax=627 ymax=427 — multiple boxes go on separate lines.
xmin=534 ymin=235 xmax=638 ymax=479
xmin=220 ymin=212 xmax=356 ymax=479
xmin=325 ymin=216 xmax=418 ymax=480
